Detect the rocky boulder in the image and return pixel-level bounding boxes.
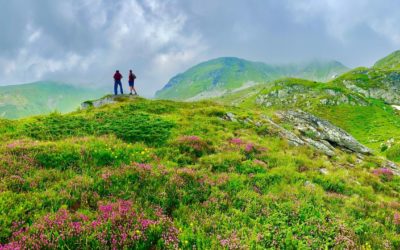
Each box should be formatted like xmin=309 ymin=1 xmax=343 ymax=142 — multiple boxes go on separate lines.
xmin=276 ymin=110 xmax=372 ymax=155
xmin=224 ymin=110 xmax=372 ymax=157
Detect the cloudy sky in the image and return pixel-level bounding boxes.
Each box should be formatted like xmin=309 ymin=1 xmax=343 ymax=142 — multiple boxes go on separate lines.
xmin=0 ymin=0 xmax=399 ymax=96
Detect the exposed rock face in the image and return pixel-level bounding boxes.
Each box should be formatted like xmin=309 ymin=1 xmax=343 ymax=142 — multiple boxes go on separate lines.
xmin=256 ymin=84 xmax=368 ymax=108
xmin=81 ymin=95 xmax=137 ymax=109
xmin=261 ymin=115 xmax=306 ymax=146
xmin=242 ymin=110 xmax=372 ymax=156
xmin=342 ymin=71 xmax=400 ymax=105
xmin=276 ymin=110 xmax=372 ymax=155
xmin=261 ymin=115 xmax=338 ymax=156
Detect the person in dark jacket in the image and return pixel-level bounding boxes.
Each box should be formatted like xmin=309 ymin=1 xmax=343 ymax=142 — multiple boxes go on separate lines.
xmin=128 ymin=70 xmax=137 ymax=95
xmin=113 ymin=70 xmax=123 ymax=95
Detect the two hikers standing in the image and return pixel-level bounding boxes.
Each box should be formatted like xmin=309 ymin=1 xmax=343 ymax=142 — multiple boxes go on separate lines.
xmin=113 ymin=70 xmax=137 ymax=95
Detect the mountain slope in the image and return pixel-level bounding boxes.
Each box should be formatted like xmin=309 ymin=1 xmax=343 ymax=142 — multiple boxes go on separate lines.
xmin=0 ymin=81 xmax=105 ymax=119
xmin=214 ymin=51 xmax=400 ymax=152
xmin=374 ymin=50 xmax=400 ymax=69
xmin=216 ymin=77 xmax=400 ymax=153
xmin=257 ymin=78 xmax=400 ymax=149
xmin=0 ymin=96 xmax=399 ymax=249
xmin=155 ymin=57 xmax=349 ymax=100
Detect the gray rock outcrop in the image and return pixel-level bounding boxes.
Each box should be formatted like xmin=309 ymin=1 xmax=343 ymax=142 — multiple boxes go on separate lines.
xmin=81 ymin=95 xmax=137 ymax=109
xmin=276 ymin=110 xmax=372 ymax=155
xmin=342 ymin=70 xmax=400 ymax=105
xmin=256 ymin=84 xmax=368 ymax=108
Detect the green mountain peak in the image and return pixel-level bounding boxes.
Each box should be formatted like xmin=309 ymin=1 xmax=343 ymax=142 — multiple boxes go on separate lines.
xmin=374 ymin=50 xmax=400 ymax=69
xmin=155 ymin=57 xmax=349 ymax=100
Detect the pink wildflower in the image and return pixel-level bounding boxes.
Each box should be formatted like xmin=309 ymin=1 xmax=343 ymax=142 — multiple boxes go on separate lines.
xmin=136 ymin=163 xmax=152 ymax=171
xmin=394 ymin=212 xmax=400 ymax=225
xmin=78 ymin=214 xmax=89 ymax=221
xmin=71 ymin=222 xmax=82 ymax=233
xmin=245 ymin=143 xmax=255 ymax=152
xmin=101 ymin=172 xmax=112 ymax=181
xmin=2 ymin=200 xmax=178 ymax=249
xmin=99 ymin=204 xmax=113 ymax=217
xmin=140 ymin=219 xmax=156 ymax=230
xmin=6 ymin=142 xmax=20 ymax=149
xmin=372 ymin=168 xmax=394 ymax=180
xmin=179 ymin=135 xmax=201 ymax=142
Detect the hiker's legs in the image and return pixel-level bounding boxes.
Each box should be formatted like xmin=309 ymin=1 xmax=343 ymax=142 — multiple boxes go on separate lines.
xmin=114 ymin=82 xmax=118 ymax=95
xmin=129 ymin=82 xmax=137 ymax=95
xmin=119 ymin=82 xmax=123 ymax=94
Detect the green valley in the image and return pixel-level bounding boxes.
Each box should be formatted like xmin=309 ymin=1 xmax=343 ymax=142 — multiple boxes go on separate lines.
xmin=0 ymin=81 xmax=106 ymax=119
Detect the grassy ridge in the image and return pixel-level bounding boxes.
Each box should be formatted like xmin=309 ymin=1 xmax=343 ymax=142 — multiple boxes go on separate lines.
xmin=0 ymin=97 xmax=399 ymax=249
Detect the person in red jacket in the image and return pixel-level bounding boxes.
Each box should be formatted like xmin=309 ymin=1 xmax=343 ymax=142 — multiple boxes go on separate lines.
xmin=113 ymin=70 xmax=123 ymax=95
xmin=128 ymin=70 xmax=137 ymax=95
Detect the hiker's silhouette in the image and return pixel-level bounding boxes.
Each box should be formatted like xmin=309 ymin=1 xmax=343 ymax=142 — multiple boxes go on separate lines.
xmin=113 ymin=70 xmax=123 ymax=95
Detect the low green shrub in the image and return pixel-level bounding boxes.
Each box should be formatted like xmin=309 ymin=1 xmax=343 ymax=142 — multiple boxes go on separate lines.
xmin=200 ymin=152 xmax=243 ymax=172
xmin=21 ymin=112 xmax=175 ymax=146
xmin=95 ymin=112 xmax=175 ymax=145
xmin=235 ymin=159 xmax=268 ymax=174
xmin=313 ymin=176 xmax=349 ymax=195
xmin=173 ymin=136 xmax=214 ymax=164
xmin=387 ymin=144 xmax=400 ymax=162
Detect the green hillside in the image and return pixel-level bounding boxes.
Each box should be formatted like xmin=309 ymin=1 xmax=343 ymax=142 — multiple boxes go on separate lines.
xmin=213 ymin=51 xmax=400 ymax=154
xmin=0 ymin=81 xmax=105 ymax=119
xmin=1 ymin=52 xmax=400 ymax=249
xmin=374 ymin=50 xmax=400 ymax=70
xmin=0 ymin=96 xmax=399 ymax=249
xmin=155 ymin=57 xmax=349 ymax=100
xmin=248 ymin=78 xmax=400 ymax=149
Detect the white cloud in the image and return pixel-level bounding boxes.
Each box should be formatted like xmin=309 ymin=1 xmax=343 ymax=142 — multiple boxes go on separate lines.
xmin=0 ymin=0 xmax=204 ymax=96
xmin=285 ymin=0 xmax=400 ymax=45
